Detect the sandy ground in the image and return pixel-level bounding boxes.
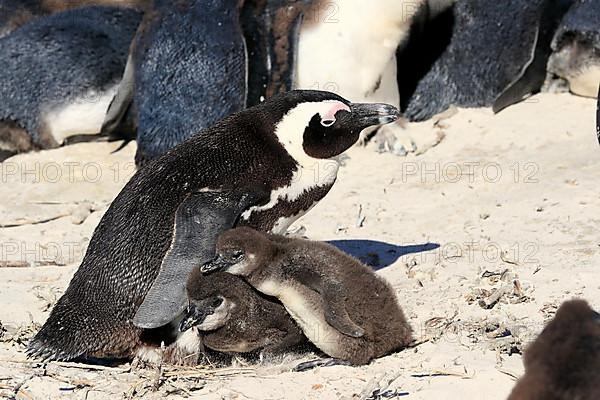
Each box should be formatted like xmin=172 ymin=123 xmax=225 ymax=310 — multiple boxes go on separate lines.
xmin=0 ymin=92 xmax=599 ymax=399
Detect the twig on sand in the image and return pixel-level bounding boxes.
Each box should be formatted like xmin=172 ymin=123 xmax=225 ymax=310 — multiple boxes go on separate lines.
xmin=0 ymin=261 xmax=30 ymax=268
xmin=410 ymin=369 xmax=474 ymax=379
xmin=152 ymin=342 xmax=165 ymax=391
xmin=12 ymin=373 xmax=35 ymax=398
xmin=0 ymin=214 xmax=71 ymax=228
xmin=52 ymin=361 xmax=130 ymax=373
xmin=496 ymin=367 xmax=520 ymax=381
xmin=479 ymin=285 xmax=511 ymax=309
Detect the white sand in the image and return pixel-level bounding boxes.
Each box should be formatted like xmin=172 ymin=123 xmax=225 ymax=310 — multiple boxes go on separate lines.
xmin=1 ymin=93 xmax=598 ymax=399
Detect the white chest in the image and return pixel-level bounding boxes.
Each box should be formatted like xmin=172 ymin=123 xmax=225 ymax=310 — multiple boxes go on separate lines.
xmin=42 ymin=85 xmax=119 ymax=144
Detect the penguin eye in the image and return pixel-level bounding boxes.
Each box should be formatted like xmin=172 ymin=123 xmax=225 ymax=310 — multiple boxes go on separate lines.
xmin=320 ymin=119 xmax=336 ymax=127
xmin=231 ymin=250 xmax=244 ymax=259
xmin=211 ymin=297 xmax=223 ymax=308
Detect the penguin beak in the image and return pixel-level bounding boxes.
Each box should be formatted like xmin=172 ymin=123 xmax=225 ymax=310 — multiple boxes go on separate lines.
xmin=179 ymin=304 xmax=208 ymax=332
xmin=349 ymin=103 xmax=401 ymax=128
xmin=200 ymin=255 xmax=230 ymax=274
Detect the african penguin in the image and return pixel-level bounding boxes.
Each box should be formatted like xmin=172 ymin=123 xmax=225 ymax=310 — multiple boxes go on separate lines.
xmin=202 ymin=227 xmax=414 ymax=366
xmin=27 ymin=90 xmax=400 ymax=362
xmin=547 ymin=0 xmax=600 ymax=98
xmin=0 ymin=0 xmax=148 ymax=39
xmin=507 ymin=299 xmax=600 ymax=400
xmin=180 ymin=270 xmax=306 ymax=358
xmin=398 ymin=0 xmax=572 ymax=121
xmin=0 ymin=6 xmax=142 ymax=161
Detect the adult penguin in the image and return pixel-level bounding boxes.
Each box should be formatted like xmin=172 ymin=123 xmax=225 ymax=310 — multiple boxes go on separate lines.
xmin=27 ymin=90 xmax=400 ymax=362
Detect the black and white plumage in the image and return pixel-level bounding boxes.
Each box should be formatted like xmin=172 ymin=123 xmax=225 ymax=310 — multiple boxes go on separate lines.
xmin=398 ymin=0 xmax=571 ymax=121
xmin=102 ymin=0 xmax=246 ymax=166
xmin=0 ymin=6 xmax=142 ymax=161
xmin=27 ymin=90 xmax=400 ymax=362
xmin=103 ymin=0 xmax=313 ymax=167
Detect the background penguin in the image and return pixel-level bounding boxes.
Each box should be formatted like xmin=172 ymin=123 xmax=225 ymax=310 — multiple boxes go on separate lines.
xmin=546 ymin=0 xmax=600 ymax=98
xmin=180 ymin=270 xmax=306 ymax=358
xmin=507 ymin=299 xmax=600 ymax=400
xmin=201 ymin=227 xmax=413 ymax=366
xmin=294 ymin=0 xmax=426 ymax=154
xmin=295 ymin=0 xmax=422 ymax=107
xmin=27 ymin=90 xmax=400 ymax=362
xmin=397 ymin=0 xmax=572 ymax=121
xmin=0 ymin=0 xmax=148 ymax=38
xmin=102 ymin=0 xmax=247 ymax=167
xmin=241 ymin=0 xmax=314 ymax=106
xmin=103 ymin=0 xmax=314 ymax=167
xmin=0 ymin=6 xmax=142 ymax=161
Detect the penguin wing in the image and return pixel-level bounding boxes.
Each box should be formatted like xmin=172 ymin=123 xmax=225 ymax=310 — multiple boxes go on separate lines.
xmin=133 ymin=188 xmax=268 ymax=329
xmin=101 ymin=54 xmax=137 ymax=140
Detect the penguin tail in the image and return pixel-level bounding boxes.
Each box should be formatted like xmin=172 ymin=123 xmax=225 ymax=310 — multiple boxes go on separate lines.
xmin=26 ymin=333 xmax=80 ymax=362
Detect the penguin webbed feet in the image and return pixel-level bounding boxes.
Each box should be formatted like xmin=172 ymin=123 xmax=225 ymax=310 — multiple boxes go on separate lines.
xmin=293 ymin=358 xmax=352 ymax=372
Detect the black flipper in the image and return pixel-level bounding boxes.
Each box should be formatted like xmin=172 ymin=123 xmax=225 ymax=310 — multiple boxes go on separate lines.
xmin=101 ymin=54 xmax=137 ymax=141
xmin=133 ymin=188 xmax=268 ymax=329
xmin=493 ymin=0 xmax=571 ymax=113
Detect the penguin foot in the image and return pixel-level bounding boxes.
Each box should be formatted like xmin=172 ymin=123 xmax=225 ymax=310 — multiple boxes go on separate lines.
xmin=293 ymin=358 xmax=352 ymax=372
xmin=360 ymin=120 xmax=418 ymax=157
xmin=367 ymin=116 xmax=449 ymax=157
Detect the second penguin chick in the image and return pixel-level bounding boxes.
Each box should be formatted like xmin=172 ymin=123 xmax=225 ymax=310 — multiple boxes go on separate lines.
xmin=180 ymin=270 xmax=306 ymax=358
xmin=507 ymin=299 xmax=600 ymax=400
xmin=202 ymin=227 xmax=413 ymax=365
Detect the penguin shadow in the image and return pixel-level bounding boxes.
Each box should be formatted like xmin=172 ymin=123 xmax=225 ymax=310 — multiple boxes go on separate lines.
xmin=327 ymin=240 xmax=440 ymax=271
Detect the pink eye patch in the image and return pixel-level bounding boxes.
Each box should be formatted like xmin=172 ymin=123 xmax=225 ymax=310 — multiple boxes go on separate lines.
xmin=321 ymin=102 xmax=351 ymax=127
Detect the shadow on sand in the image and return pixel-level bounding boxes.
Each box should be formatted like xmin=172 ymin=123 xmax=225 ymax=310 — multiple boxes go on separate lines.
xmin=328 ymin=240 xmax=440 ymax=271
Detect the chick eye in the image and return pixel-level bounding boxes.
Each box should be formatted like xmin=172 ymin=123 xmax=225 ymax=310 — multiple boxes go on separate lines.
xmin=211 ymin=297 xmax=223 ymax=308
xmin=231 ymin=250 xmax=244 ymax=259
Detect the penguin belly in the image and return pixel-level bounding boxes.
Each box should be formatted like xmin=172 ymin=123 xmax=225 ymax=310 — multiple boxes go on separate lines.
xmin=295 ymin=0 xmax=418 ymax=104
xmin=42 ymin=84 xmax=119 ymax=144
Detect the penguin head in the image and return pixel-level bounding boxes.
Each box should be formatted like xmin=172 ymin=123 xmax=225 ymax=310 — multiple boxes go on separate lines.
xmin=180 ymin=271 xmax=241 ymax=332
xmin=267 ymin=90 xmax=400 ymax=160
xmin=201 ymin=227 xmax=275 ymax=277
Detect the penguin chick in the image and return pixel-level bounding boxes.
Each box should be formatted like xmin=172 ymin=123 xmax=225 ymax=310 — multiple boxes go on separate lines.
xmin=507 ymin=299 xmax=600 ymax=400
xmin=202 ymin=227 xmax=413 ymax=365
xmin=180 ymin=270 xmax=306 ymax=358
